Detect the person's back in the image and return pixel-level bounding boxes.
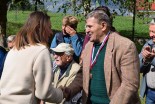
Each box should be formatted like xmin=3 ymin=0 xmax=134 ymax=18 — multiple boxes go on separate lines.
xmin=0 ymin=11 xmax=63 ymax=104
xmin=0 ymin=44 xmax=57 ymax=104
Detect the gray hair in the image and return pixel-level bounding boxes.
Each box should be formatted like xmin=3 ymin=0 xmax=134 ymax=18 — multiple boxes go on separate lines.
xmin=150 ymin=18 xmax=155 ymax=25
xmin=7 ymin=35 xmax=16 ymax=42
xmin=64 ymin=50 xmax=74 ymax=56
xmin=86 ymin=10 xmax=111 ymax=27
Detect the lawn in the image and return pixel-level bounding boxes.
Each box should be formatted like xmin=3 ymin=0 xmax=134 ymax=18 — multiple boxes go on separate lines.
xmin=7 ymin=10 xmax=151 ymax=38
xmin=7 ymin=11 xmax=85 ymax=36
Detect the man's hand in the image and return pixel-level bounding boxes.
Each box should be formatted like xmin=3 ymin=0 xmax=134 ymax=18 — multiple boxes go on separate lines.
xmin=65 ymin=26 xmax=76 ymax=36
xmin=59 ymin=86 xmax=71 ymax=100
xmin=142 ymin=46 xmax=155 ymax=62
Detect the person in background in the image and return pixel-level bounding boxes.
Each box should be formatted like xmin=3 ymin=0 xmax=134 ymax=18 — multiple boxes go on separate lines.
xmin=7 ymin=35 xmax=16 ymax=50
xmin=139 ymin=18 xmax=155 ymax=104
xmin=81 ymin=10 xmax=140 ymax=104
xmin=0 ymin=38 xmax=7 ymax=78
xmin=0 ymin=11 xmax=63 ymax=104
xmin=50 ymin=16 xmax=83 ymax=63
xmin=45 ymin=43 xmax=82 ymax=104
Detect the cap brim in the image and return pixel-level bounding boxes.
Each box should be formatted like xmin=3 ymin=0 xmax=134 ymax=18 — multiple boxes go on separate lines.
xmin=51 ymin=48 xmax=65 ymax=53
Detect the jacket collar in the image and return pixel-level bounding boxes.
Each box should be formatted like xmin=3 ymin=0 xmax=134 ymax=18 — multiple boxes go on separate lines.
xmin=55 ymin=60 xmax=74 ymax=80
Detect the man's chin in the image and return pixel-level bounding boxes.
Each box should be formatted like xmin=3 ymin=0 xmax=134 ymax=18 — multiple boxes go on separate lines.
xmin=90 ymin=39 xmax=99 ymax=43
xmin=153 ymin=39 xmax=155 ymax=43
xmin=89 ymin=38 xmax=94 ymax=42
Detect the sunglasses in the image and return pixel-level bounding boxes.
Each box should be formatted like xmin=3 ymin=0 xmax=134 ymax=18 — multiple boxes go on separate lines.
xmin=7 ymin=40 xmax=13 ymax=43
xmin=53 ymin=52 xmax=65 ymax=56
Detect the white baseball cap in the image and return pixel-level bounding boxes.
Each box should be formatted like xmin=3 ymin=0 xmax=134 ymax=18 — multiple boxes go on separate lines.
xmin=51 ymin=43 xmax=74 ymax=55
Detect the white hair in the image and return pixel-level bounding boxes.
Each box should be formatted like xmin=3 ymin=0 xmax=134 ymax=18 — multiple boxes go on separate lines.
xmin=7 ymin=35 xmax=16 ymax=42
xmin=150 ymin=18 xmax=155 ymax=25
xmin=64 ymin=51 xmax=74 ymax=56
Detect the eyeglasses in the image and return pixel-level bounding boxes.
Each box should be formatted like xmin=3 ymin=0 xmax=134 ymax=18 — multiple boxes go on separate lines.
xmin=53 ymin=52 xmax=65 ymax=56
xmin=7 ymin=40 xmax=13 ymax=43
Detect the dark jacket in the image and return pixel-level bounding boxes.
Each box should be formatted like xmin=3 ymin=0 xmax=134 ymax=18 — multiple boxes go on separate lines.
xmin=0 ymin=46 xmax=7 ymax=78
xmin=139 ymin=39 xmax=155 ymax=98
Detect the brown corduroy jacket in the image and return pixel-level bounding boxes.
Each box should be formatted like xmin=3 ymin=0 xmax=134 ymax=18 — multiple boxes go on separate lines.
xmin=81 ymin=32 xmax=141 ymax=104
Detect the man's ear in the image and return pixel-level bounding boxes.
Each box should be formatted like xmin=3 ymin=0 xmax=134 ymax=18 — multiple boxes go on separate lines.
xmin=101 ymin=21 xmax=108 ymax=31
xmin=66 ymin=55 xmax=72 ymax=62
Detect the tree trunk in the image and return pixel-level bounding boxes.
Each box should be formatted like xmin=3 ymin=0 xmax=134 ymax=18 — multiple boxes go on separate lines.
xmin=35 ymin=0 xmax=38 ymax=11
xmin=0 ymin=0 xmax=9 ymax=47
xmin=132 ymin=0 xmax=136 ymax=41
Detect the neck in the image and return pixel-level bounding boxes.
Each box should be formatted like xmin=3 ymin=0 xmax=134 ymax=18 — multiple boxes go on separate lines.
xmin=99 ymin=30 xmax=110 ymax=43
xmin=59 ymin=61 xmax=72 ymax=69
xmin=60 ymin=65 xmax=68 ymax=70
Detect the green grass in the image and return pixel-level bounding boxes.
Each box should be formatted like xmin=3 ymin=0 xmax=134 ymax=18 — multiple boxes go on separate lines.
xmin=113 ymin=16 xmax=150 ymax=38
xmin=7 ymin=10 xmax=150 ymax=38
xmin=7 ymin=11 xmax=85 ymax=36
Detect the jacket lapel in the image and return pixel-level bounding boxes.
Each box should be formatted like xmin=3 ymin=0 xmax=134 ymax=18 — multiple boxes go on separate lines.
xmin=104 ymin=32 xmax=115 ymax=94
xmin=83 ymin=42 xmax=93 ymax=96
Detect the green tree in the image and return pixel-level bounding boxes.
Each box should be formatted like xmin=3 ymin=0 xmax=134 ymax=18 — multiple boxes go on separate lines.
xmin=0 ymin=0 xmax=10 ymax=47
xmin=0 ymin=0 xmax=44 ymax=47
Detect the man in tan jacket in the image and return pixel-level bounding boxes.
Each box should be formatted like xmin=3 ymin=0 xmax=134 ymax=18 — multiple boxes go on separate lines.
xmin=81 ymin=10 xmax=140 ymax=104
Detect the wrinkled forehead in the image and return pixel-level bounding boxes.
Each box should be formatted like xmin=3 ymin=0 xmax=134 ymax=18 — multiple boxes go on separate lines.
xmin=86 ymin=17 xmax=100 ymax=25
xmin=149 ymin=24 xmax=155 ymax=29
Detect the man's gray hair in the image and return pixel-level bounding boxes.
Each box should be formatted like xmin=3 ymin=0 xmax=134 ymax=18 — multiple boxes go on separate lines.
xmin=150 ymin=18 xmax=155 ymax=25
xmin=86 ymin=10 xmax=111 ymax=27
xmin=65 ymin=51 xmax=74 ymax=56
xmin=7 ymin=35 xmax=16 ymax=42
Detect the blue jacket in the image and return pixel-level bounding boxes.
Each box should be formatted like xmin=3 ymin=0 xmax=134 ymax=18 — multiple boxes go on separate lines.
xmin=0 ymin=46 xmax=7 ymax=78
xmin=139 ymin=39 xmax=155 ymax=98
xmin=50 ymin=32 xmax=83 ymax=62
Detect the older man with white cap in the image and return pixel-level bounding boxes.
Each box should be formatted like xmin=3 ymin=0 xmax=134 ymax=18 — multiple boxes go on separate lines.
xmin=139 ymin=18 xmax=155 ymax=104
xmin=45 ymin=43 xmax=82 ymax=104
xmin=7 ymin=35 xmax=16 ymax=50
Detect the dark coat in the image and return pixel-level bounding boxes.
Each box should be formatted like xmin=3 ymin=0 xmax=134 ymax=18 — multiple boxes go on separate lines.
xmin=0 ymin=46 xmax=7 ymax=78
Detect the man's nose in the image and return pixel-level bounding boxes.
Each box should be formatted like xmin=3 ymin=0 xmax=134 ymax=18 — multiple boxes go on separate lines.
xmin=150 ymin=32 xmax=155 ymax=37
xmin=85 ymin=28 xmax=90 ymax=34
xmin=53 ymin=54 xmax=58 ymax=59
